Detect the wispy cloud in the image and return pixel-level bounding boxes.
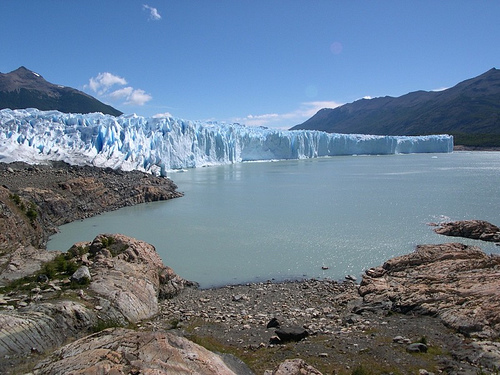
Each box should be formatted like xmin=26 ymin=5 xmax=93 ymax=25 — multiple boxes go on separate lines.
xmin=153 ymin=112 xmax=173 ymax=118
xmin=124 ymin=89 xmax=152 ymax=106
xmin=143 ymin=4 xmax=162 ymax=21
xmin=232 ymin=100 xmax=343 ymax=129
xmin=85 ymin=72 xmax=152 ymax=106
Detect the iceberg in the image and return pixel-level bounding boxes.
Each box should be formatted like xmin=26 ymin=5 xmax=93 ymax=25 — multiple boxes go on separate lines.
xmin=0 ymin=109 xmax=453 ymax=176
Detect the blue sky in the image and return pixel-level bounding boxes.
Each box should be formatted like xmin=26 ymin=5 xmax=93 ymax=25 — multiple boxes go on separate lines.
xmin=1 ymin=1 xmax=499 ymax=129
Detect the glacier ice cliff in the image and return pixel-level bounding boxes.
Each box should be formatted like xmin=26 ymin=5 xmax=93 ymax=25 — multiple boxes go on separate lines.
xmin=0 ymin=109 xmax=453 ymax=176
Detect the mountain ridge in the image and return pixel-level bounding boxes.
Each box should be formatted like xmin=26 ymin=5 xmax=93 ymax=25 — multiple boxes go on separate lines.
xmin=0 ymin=66 xmax=122 ymax=116
xmin=291 ymin=68 xmax=500 ymax=147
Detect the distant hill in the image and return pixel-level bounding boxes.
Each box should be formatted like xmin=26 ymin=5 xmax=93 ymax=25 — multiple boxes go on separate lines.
xmin=0 ymin=66 xmax=122 ymax=116
xmin=291 ymin=68 xmax=500 ymax=147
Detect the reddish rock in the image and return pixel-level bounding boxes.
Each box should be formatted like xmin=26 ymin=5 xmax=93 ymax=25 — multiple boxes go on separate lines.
xmin=33 ymin=328 xmax=239 ymax=375
xmin=359 ymin=243 xmax=500 ymax=339
xmin=433 ymin=220 xmax=500 ymax=242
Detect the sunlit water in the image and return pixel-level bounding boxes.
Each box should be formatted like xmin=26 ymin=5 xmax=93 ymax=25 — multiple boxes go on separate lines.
xmin=48 ymin=152 xmax=500 ymax=288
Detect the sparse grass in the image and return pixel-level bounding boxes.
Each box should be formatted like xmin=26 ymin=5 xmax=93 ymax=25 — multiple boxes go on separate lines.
xmin=26 ymin=202 xmax=38 ymax=221
xmin=39 ymin=253 xmax=80 ymax=281
xmin=91 ymin=318 xmax=126 ymax=333
xmin=418 ymin=335 xmax=428 ymax=345
xmin=351 ymin=365 xmax=371 ymax=375
xmin=100 ymin=235 xmax=115 ymax=249
xmin=3 ymin=252 xmax=86 ymax=294
xmin=9 ymin=194 xmax=38 ymax=222
xmin=67 ymin=245 xmax=89 ymax=258
xmin=9 ymin=193 xmax=21 ymax=206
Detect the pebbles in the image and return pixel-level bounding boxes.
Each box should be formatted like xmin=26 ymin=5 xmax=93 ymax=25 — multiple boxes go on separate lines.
xmin=154 ymin=278 xmax=486 ymax=374
xmin=159 ymin=279 xmax=361 ymax=337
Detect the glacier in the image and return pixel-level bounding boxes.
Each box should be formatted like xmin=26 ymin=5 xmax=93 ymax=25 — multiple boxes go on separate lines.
xmin=0 ymin=108 xmax=453 ymax=176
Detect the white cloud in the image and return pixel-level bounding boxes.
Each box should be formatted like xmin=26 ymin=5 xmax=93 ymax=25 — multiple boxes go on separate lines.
xmin=143 ymin=4 xmax=162 ymax=21
xmin=87 ymin=72 xmax=127 ymax=95
xmin=153 ymin=112 xmax=173 ymax=118
xmin=232 ymin=101 xmax=343 ymax=129
xmin=125 ymin=89 xmax=153 ymax=106
xmin=86 ymin=72 xmax=152 ymax=106
xmin=109 ymin=86 xmax=133 ymax=100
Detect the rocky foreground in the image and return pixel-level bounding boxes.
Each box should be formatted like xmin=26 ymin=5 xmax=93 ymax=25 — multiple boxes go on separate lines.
xmin=1 ymin=162 xmax=500 ymax=374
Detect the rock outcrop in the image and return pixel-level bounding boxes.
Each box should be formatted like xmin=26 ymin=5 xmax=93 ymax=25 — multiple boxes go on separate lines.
xmin=432 ymin=219 xmax=500 ymax=242
xmin=33 ymin=328 xmax=238 ymax=375
xmin=0 ymin=233 xmax=194 ymax=371
xmin=0 ymin=161 xmax=182 ymax=254
xmin=86 ymin=233 xmax=196 ymax=322
xmin=359 ymin=242 xmax=500 ymax=339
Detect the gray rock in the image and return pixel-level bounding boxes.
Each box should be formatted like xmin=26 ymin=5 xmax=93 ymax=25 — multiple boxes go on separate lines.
xmin=264 ymin=358 xmax=323 ymax=375
xmin=232 ymin=294 xmax=244 ymax=302
xmin=345 ymin=274 xmax=357 ymax=281
xmin=70 ymin=266 xmax=91 ymax=284
xmin=267 ymin=317 xmax=280 ymax=328
xmin=407 ymin=342 xmax=428 ymax=353
xmin=275 ymin=326 xmax=309 ymax=342
xmin=393 ymin=335 xmax=411 ymax=344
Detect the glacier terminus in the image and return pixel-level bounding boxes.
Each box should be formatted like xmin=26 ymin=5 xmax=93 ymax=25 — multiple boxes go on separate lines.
xmin=0 ymin=109 xmax=453 ymax=176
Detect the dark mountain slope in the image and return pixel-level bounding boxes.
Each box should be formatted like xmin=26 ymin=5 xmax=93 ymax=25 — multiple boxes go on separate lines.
xmin=0 ymin=67 xmax=122 ymax=116
xmin=292 ymin=68 xmax=500 ymax=147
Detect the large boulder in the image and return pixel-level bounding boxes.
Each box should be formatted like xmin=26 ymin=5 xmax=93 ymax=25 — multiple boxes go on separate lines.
xmin=359 ymin=243 xmax=500 ymax=338
xmin=87 ymin=233 xmax=195 ymax=322
xmin=433 ymin=220 xmax=500 ymax=242
xmin=33 ymin=328 xmax=239 ymax=375
xmin=0 ymin=234 xmax=195 ymax=365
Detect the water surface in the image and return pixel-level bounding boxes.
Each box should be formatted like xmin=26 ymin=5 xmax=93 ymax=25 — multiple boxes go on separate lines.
xmin=48 ymin=152 xmax=500 ymax=287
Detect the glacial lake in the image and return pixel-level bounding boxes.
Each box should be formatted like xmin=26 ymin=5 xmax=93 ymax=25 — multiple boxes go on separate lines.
xmin=47 ymin=151 xmax=500 ymax=288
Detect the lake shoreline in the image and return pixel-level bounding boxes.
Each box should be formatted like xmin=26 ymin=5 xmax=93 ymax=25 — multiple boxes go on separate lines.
xmin=1 ymin=161 xmax=499 ymax=374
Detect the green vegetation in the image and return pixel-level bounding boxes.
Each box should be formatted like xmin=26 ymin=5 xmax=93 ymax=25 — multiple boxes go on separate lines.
xmin=451 ymin=133 xmax=500 ymax=148
xmin=91 ymin=318 xmax=126 ymax=333
xmin=100 ymin=236 xmax=115 ymax=248
xmin=3 ymin=252 xmax=86 ymax=294
xmin=418 ymin=336 xmax=428 ymax=345
xmin=26 ymin=202 xmax=38 ymax=221
xmin=9 ymin=193 xmax=21 ymax=206
xmin=67 ymin=245 xmax=89 ymax=258
xmin=40 ymin=253 xmax=79 ymax=281
xmin=9 ymin=193 xmax=38 ymax=223
xmin=351 ymin=365 xmax=371 ymax=375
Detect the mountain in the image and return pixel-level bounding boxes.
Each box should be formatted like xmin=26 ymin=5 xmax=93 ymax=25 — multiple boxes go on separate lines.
xmin=291 ymin=68 xmax=500 ymax=147
xmin=0 ymin=66 xmax=122 ymax=116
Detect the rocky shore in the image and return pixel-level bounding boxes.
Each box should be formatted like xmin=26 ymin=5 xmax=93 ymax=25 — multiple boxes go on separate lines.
xmin=0 ymin=161 xmax=182 ymax=283
xmin=1 ymin=162 xmax=500 ymax=374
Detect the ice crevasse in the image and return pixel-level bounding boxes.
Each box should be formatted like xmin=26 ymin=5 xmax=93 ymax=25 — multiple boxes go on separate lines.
xmin=0 ymin=109 xmax=453 ymax=176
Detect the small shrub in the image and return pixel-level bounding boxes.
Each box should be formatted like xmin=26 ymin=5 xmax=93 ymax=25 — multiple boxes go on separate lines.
xmin=92 ymin=318 xmax=124 ymax=333
xmin=418 ymin=336 xmax=428 ymax=345
xmin=38 ymin=254 xmax=79 ymax=281
xmin=67 ymin=246 xmax=89 ymax=258
xmin=100 ymin=236 xmax=115 ymax=248
xmin=9 ymin=193 xmax=21 ymax=205
xmin=168 ymin=318 xmax=181 ymax=329
xmin=26 ymin=203 xmax=38 ymax=221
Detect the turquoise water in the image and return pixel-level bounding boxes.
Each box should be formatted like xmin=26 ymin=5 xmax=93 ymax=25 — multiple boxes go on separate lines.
xmin=48 ymin=152 xmax=500 ymax=287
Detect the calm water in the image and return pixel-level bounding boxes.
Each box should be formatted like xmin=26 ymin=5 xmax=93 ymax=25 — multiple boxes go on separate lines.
xmin=48 ymin=152 xmax=500 ymax=287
